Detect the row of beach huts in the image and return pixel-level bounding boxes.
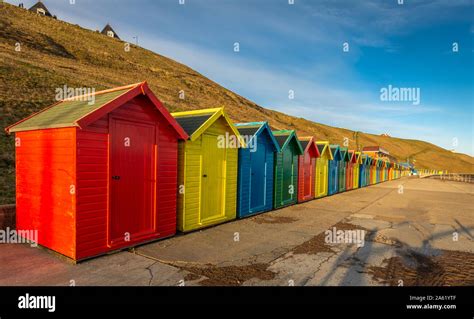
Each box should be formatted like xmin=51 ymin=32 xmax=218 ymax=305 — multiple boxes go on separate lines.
xmin=6 ymin=82 xmax=410 ymax=261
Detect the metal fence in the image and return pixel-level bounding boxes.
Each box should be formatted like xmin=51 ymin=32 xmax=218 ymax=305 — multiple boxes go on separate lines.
xmin=424 ymin=173 xmax=474 ymax=184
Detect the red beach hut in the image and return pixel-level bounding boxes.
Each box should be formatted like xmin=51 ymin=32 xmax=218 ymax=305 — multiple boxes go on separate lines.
xmin=297 ymin=136 xmax=320 ymax=203
xmin=346 ymin=150 xmax=357 ymax=190
xmin=6 ymin=82 xmax=188 ymax=261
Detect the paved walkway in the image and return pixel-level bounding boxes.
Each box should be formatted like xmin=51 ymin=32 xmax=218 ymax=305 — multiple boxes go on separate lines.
xmin=1 ymin=177 xmax=472 ymax=286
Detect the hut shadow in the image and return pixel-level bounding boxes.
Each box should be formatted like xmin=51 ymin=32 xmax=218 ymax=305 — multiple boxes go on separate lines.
xmin=317 ymin=221 xmax=473 ymax=286
xmin=454 ymin=218 xmax=473 ymax=240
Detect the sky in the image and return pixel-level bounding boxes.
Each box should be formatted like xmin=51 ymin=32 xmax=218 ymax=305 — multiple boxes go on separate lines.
xmin=8 ymin=0 xmax=474 ymax=155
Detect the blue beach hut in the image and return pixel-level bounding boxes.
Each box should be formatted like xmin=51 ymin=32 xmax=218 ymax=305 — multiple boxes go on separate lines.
xmin=235 ymin=122 xmax=280 ymax=218
xmin=359 ymin=154 xmax=369 ymax=188
xmin=376 ymin=159 xmax=382 ymax=183
xmin=328 ymin=145 xmax=342 ymax=195
xmin=338 ymin=147 xmax=350 ymax=192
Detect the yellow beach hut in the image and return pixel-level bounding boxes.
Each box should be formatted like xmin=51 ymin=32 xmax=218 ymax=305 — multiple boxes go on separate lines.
xmin=315 ymin=141 xmax=333 ymax=198
xmin=352 ymin=151 xmax=362 ymax=189
xmin=172 ymin=108 xmax=243 ymax=232
xmin=380 ymin=160 xmax=386 ymax=182
xmin=383 ymin=160 xmax=390 ymax=182
xmin=370 ymin=156 xmax=378 ymax=185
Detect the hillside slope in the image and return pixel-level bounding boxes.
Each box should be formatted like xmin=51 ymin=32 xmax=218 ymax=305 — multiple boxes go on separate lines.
xmin=1 ymin=3 xmax=473 ymax=204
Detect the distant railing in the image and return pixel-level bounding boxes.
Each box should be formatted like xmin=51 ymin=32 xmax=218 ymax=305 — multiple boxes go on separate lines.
xmin=423 ymin=173 xmax=474 ymax=184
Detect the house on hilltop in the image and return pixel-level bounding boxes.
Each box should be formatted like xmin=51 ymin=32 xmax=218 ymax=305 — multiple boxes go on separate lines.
xmin=29 ymin=1 xmax=54 ymax=18
xmin=101 ymin=24 xmax=120 ymax=40
xmin=362 ymin=145 xmax=397 ymax=162
xmin=362 ymin=146 xmax=389 ymax=156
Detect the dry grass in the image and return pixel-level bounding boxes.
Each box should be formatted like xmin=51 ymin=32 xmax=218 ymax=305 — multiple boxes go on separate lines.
xmin=368 ymin=249 xmax=474 ymax=286
xmin=0 ymin=3 xmax=472 ymax=204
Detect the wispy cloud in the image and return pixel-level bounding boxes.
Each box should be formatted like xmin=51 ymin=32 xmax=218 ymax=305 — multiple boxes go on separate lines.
xmin=6 ymin=0 xmax=472 ymax=155
xmin=302 ymin=0 xmax=472 ymax=48
xmin=143 ymin=33 xmax=446 ymax=133
xmin=284 ymin=104 xmax=436 ymax=136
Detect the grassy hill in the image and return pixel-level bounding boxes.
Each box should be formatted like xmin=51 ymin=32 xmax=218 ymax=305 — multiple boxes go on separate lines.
xmin=0 ymin=3 xmax=473 ymax=204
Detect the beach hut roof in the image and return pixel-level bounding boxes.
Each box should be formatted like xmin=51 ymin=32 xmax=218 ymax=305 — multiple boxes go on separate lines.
xmin=361 ymin=154 xmax=370 ymax=165
xmin=329 ymin=145 xmax=342 ymax=161
xmin=297 ymin=136 xmax=320 ymax=157
xmin=235 ymin=124 xmax=260 ymax=137
xmin=272 ymin=130 xmax=304 ymax=154
xmin=339 ymin=147 xmax=351 ymax=162
xmin=368 ymin=156 xmax=377 ymax=166
xmin=172 ymin=108 xmax=242 ymax=143
xmin=235 ymin=122 xmax=280 ymax=152
xmin=354 ymin=151 xmax=363 ymax=164
xmin=348 ymin=150 xmax=357 ymax=164
xmin=6 ymin=82 xmax=188 ymax=139
xmin=316 ymin=141 xmax=334 ymax=160
xmin=373 ymin=158 xmax=379 ymax=166
xmin=363 ymin=155 xmax=369 ymax=165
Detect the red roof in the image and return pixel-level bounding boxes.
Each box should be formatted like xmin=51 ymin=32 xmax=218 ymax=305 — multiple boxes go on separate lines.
xmin=6 ymin=81 xmax=189 ymax=140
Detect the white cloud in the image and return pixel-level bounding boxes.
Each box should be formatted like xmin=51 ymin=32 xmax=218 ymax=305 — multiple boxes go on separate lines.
xmin=143 ymin=34 xmax=445 ymax=127
xmin=6 ymin=0 xmax=471 ymax=155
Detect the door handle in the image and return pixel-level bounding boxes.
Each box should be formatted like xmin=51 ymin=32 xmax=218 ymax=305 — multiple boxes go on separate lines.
xmin=112 ymin=175 xmax=121 ymax=180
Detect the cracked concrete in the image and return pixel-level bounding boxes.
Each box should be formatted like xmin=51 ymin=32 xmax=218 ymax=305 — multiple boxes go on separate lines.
xmin=0 ymin=177 xmax=472 ymax=286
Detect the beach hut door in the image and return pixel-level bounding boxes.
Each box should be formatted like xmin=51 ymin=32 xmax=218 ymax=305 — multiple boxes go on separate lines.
xmin=249 ymin=142 xmax=266 ymax=212
xmin=201 ymin=134 xmax=225 ymax=221
xmin=303 ymin=153 xmax=312 ymax=197
xmin=282 ymin=149 xmax=294 ymax=203
xmin=333 ymin=163 xmax=338 ymax=193
xmin=319 ymin=161 xmax=328 ymax=195
xmin=109 ymin=119 xmax=156 ymax=246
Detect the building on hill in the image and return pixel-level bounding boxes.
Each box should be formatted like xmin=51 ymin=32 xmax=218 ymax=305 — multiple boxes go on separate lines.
xmin=362 ymin=145 xmax=398 ymax=162
xmin=28 ymin=1 xmax=53 ymax=18
xmin=399 ymin=162 xmax=416 ymax=175
xmin=101 ymin=24 xmax=120 ymax=40
xmin=362 ymin=145 xmax=389 ymax=156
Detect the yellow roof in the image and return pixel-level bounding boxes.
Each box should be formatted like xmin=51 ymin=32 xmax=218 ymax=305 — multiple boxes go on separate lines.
xmin=171 ymin=107 xmax=244 ymax=145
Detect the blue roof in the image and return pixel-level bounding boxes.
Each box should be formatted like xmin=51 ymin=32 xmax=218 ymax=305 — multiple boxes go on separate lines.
xmin=235 ymin=122 xmax=280 ymax=152
xmin=329 ymin=145 xmax=342 ymax=161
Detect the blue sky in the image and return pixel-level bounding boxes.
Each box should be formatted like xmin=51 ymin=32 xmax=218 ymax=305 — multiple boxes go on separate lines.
xmin=9 ymin=0 xmax=474 ymax=155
